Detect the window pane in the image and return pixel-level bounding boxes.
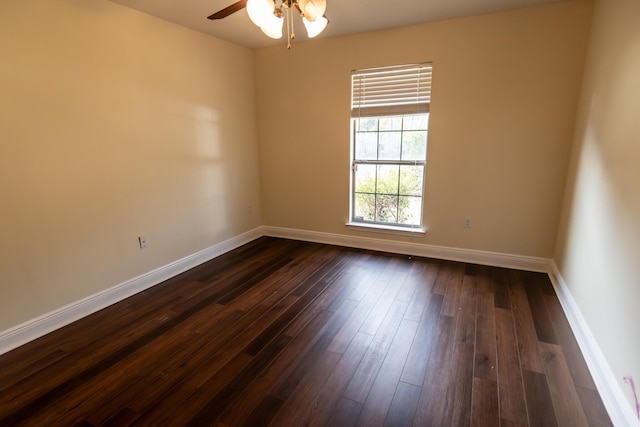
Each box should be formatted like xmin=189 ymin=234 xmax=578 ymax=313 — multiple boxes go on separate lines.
xmin=355 ymin=132 xmax=377 ymax=160
xmin=403 ymin=114 xmax=429 ymax=130
xmin=398 ymin=196 xmax=422 ymax=225
xmin=379 ymin=132 xmax=401 ymax=160
xmin=351 ymin=111 xmax=429 ymax=228
xmin=379 ymin=116 xmax=402 ymax=131
xmin=376 ymin=195 xmax=399 ymax=223
xmin=354 ymin=193 xmax=375 ymax=221
xmin=399 ymin=165 xmax=424 ymax=196
xmin=401 ymin=130 xmax=427 ymax=161
xmin=354 ymin=164 xmax=376 ymax=193
xmin=356 ymin=118 xmax=378 ymax=131
xmin=376 ymin=165 xmax=399 ymax=195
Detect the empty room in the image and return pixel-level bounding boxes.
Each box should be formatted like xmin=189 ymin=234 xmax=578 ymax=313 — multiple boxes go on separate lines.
xmin=1 ymin=0 xmax=638 ymax=425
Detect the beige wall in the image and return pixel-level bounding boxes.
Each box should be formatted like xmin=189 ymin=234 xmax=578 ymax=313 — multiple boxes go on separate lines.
xmin=0 ymin=0 xmax=262 ymax=331
xmin=554 ymin=0 xmax=640 ymax=411
xmin=255 ymin=1 xmax=592 ymax=258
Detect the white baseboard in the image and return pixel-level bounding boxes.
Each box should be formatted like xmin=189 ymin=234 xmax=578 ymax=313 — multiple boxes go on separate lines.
xmin=0 ymin=227 xmax=263 ymax=356
xmin=263 ymin=226 xmax=551 ymax=272
xmin=548 ymin=261 xmax=640 ymax=427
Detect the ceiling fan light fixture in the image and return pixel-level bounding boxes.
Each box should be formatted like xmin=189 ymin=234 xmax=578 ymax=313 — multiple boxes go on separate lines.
xmin=303 ymin=15 xmax=327 ymax=38
xmin=246 ymin=0 xmax=275 ymax=28
xmin=209 ymin=0 xmax=328 ymax=49
xmin=260 ymin=15 xmax=284 ymax=39
xmin=298 ymin=0 xmax=326 ymax=22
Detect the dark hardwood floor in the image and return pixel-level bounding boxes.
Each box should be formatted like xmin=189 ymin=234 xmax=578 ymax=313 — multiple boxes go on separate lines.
xmin=0 ymin=237 xmax=612 ymax=426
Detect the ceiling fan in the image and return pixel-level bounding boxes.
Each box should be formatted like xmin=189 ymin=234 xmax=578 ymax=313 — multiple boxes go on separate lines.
xmin=207 ymin=0 xmax=328 ymax=48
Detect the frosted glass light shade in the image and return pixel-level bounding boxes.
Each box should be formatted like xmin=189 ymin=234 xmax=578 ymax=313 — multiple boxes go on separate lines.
xmin=303 ymin=16 xmax=327 ymax=38
xmin=298 ymin=0 xmax=326 ymax=22
xmin=261 ymin=14 xmax=284 ymax=39
xmin=246 ymin=0 xmax=275 ymax=28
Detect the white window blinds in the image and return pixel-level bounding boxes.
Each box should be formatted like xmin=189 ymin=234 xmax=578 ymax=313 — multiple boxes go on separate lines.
xmin=351 ymin=63 xmax=432 ymax=118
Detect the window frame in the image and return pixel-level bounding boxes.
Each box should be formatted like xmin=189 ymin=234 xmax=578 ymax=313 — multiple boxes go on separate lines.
xmin=349 ymin=114 xmax=429 ymax=232
xmin=348 ymin=63 xmax=432 ymax=234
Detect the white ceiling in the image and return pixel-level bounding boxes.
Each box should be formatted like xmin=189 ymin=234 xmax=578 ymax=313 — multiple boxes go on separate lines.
xmin=109 ymin=0 xmax=565 ymax=49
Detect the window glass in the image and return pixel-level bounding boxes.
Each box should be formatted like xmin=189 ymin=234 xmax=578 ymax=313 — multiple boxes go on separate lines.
xmin=351 ymin=114 xmax=428 ymax=228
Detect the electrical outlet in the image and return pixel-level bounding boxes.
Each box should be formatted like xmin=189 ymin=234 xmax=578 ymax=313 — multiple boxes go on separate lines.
xmin=247 ymin=204 xmax=253 ymax=214
xmin=464 ymin=217 xmax=472 ymax=228
xmin=138 ymin=235 xmax=148 ymax=249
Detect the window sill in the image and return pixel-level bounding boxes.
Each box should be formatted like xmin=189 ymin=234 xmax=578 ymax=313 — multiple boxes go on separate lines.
xmin=345 ymin=222 xmax=426 ymax=237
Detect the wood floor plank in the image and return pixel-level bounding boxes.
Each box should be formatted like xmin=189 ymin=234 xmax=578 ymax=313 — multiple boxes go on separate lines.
xmin=187 ymin=310 xmax=281 ymax=387
xmin=232 ymin=243 xmax=338 ymax=311
xmin=0 ymin=238 xmax=610 ymax=426
xmin=240 ymin=395 xmax=284 ymax=427
xmin=523 ymin=273 xmax=559 ymax=345
xmin=328 ymin=397 xmax=363 ymax=427
xmin=413 ymin=314 xmax=457 ymax=426
xmin=358 ymin=275 xmax=405 ymax=336
xmin=185 ymin=333 xmax=292 ymax=425
xmin=536 ymin=272 xmax=557 ymax=296
xmin=284 ymin=331 xmax=373 ymax=427
xmin=217 ymin=309 xmax=339 ymax=426
xmin=181 ymin=255 xmax=350 ymax=392
xmin=440 ymin=262 xmax=465 ymax=317
xmin=492 ymin=267 xmax=511 ymax=310
xmin=538 ymin=342 xmax=589 ymax=427
xmin=0 ymin=309 xmax=181 ymax=422
xmin=500 ymin=420 xmax=529 ymax=427
xmin=241 ymin=280 xmax=329 ymax=357
xmin=326 ymin=277 xmax=389 ymax=354
xmin=377 ymin=256 xmax=413 ymax=283
xmin=399 ymin=294 xmax=443 ymax=386
xmin=403 ymin=260 xmax=438 ymax=321
xmin=110 ymin=309 xmax=247 ymax=413
xmin=456 ymin=273 xmax=478 ymax=346
xmin=474 ymin=289 xmax=497 ymax=381
xmin=343 ymin=300 xmax=408 ymax=402
xmin=280 ymin=252 xmax=374 ymax=338
xmin=522 ymin=370 xmax=558 ymax=427
xmin=268 ymin=299 xmax=359 ymax=400
xmin=339 ymin=254 xmax=388 ymax=303
xmin=509 ymin=275 xmax=545 ymax=374
xmin=101 ymin=407 xmax=140 ymax=427
xmin=446 ymin=342 xmax=475 ymax=427
xmin=432 ymin=261 xmax=461 ymax=296
xmin=288 ymin=252 xmax=351 ymax=299
xmin=383 ymin=381 xmax=421 ymax=427
xmin=495 ymin=308 xmax=529 ymax=426
xmin=264 ymin=350 xmax=341 ymax=426
xmin=128 ymin=378 xmax=197 ymax=425
xmin=394 ymin=260 xmax=425 ymax=303
xmin=475 ymin=265 xmax=496 ymax=295
xmin=282 ymin=279 xmax=350 ymax=338
xmin=575 ymin=385 xmax=613 ymax=427
xmin=0 ymin=348 xmax=68 ymax=393
xmin=82 ymin=349 xmax=208 ymax=425
xmin=146 ymin=353 xmax=255 ymax=426
xmin=471 ymin=377 xmax=499 ymax=427
xmin=356 ymin=318 xmax=419 ymax=427
xmin=212 ymin=255 xmax=296 ymax=306
xmin=543 ymin=294 xmax=596 ymax=390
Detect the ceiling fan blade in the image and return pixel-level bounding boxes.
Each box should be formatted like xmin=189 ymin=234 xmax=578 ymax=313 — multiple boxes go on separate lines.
xmin=207 ymin=0 xmax=248 ymax=20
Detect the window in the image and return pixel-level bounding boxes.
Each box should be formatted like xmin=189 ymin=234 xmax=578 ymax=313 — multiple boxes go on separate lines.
xmin=349 ymin=63 xmax=432 ymax=231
